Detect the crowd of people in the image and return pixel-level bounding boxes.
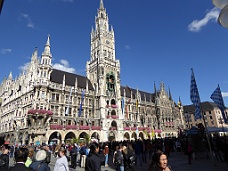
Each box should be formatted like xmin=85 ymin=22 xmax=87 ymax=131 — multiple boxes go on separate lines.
xmin=0 ymin=135 xmax=227 ymax=171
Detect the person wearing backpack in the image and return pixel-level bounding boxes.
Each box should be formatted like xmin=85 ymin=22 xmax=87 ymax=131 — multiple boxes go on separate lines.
xmin=123 ymin=143 xmax=135 ymax=171
xmin=114 ymin=144 xmax=124 ymax=171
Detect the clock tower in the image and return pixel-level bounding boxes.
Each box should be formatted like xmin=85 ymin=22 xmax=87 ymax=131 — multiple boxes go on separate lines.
xmin=86 ymin=0 xmax=122 ymax=141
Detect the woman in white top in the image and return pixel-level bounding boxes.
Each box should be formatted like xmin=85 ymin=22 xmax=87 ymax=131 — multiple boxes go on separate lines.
xmin=54 ymin=147 xmax=69 ymax=171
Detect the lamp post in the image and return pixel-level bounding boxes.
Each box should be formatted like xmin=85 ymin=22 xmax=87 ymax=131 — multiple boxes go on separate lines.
xmin=212 ymin=0 xmax=228 ymax=28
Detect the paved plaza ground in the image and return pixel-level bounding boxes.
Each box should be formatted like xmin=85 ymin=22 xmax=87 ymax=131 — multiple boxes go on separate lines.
xmin=9 ymin=151 xmax=228 ymax=171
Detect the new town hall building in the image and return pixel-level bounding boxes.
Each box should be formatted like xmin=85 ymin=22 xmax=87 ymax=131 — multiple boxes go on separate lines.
xmin=0 ymin=0 xmax=184 ymax=145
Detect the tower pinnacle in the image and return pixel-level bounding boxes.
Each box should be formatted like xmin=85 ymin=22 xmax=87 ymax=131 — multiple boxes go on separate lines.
xmin=100 ymin=0 xmax=104 ymax=10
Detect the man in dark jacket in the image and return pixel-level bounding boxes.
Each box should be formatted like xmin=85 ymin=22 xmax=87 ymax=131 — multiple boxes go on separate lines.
xmin=85 ymin=142 xmax=101 ymax=171
xmin=70 ymin=145 xmax=77 ymax=169
xmin=8 ymin=147 xmax=33 ymax=171
xmin=0 ymin=145 xmax=10 ymax=171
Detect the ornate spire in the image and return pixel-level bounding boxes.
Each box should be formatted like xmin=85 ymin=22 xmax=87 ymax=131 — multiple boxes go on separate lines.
xmin=42 ymin=34 xmax=51 ymax=57
xmin=168 ymin=87 xmax=172 ymax=100
xmin=31 ymin=47 xmax=38 ymax=62
xmin=8 ymin=71 xmax=12 ymax=80
xmin=100 ymin=0 xmax=104 ymax=10
xmin=154 ymin=81 xmax=157 ymax=96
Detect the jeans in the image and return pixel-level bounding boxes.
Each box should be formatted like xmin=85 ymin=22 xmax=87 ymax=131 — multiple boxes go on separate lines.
xmin=116 ymin=165 xmax=124 ymax=171
xmin=105 ymin=154 xmax=109 ymax=165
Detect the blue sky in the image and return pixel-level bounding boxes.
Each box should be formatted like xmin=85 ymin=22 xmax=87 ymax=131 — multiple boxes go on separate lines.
xmin=1 ymin=0 xmax=228 ymax=106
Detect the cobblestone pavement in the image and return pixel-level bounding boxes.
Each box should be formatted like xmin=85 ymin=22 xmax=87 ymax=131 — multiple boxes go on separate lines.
xmin=10 ymin=151 xmax=228 ymax=171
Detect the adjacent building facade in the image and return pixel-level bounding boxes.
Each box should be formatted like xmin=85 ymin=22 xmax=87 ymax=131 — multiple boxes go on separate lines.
xmin=183 ymin=102 xmax=228 ymax=132
xmin=0 ymin=0 xmax=183 ymax=145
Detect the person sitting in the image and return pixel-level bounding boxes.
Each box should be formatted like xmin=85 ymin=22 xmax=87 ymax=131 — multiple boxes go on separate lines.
xmin=8 ymin=147 xmax=33 ymax=171
xmin=29 ymin=150 xmax=50 ymax=171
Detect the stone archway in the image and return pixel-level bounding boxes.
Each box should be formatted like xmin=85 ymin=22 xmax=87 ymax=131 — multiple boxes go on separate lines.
xmin=48 ymin=131 xmax=62 ymax=145
xmin=124 ymin=132 xmax=130 ymax=140
xmin=139 ymin=132 xmax=144 ymax=140
xmin=64 ymin=132 xmax=76 ymax=143
xmin=108 ymin=131 xmax=115 ymax=142
xmin=91 ymin=132 xmax=100 ymax=141
xmin=131 ymin=132 xmax=137 ymax=140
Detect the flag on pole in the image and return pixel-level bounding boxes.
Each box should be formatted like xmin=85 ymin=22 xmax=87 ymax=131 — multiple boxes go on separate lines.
xmin=78 ymin=90 xmax=85 ymax=117
xmin=190 ymin=69 xmax=202 ymax=120
xmin=121 ymin=97 xmax=125 ymax=116
xmin=210 ymin=85 xmax=227 ymax=123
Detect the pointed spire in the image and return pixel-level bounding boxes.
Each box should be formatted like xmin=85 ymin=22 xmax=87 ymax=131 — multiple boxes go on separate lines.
xmin=42 ymin=34 xmax=51 ymax=57
xmin=100 ymin=0 xmax=104 ymax=10
xmin=8 ymin=71 xmax=13 ymax=80
xmin=168 ymin=87 xmax=172 ymax=100
xmin=31 ymin=47 xmax=38 ymax=62
xmin=160 ymin=81 xmax=165 ymax=91
xmin=154 ymin=81 xmax=157 ymax=96
xmin=178 ymin=96 xmax=182 ymax=108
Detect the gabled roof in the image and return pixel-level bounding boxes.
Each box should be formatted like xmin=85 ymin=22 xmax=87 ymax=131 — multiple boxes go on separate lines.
xmin=50 ymin=69 xmax=94 ymax=90
xmin=183 ymin=101 xmax=219 ymax=113
xmin=120 ymin=85 xmax=156 ymax=102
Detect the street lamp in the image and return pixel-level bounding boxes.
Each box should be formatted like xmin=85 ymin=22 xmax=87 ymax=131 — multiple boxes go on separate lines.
xmin=212 ymin=0 xmax=228 ymax=28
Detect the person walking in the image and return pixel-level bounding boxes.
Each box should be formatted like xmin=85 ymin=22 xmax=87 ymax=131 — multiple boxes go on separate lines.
xmin=70 ymin=144 xmax=77 ymax=169
xmin=54 ymin=147 xmax=69 ymax=171
xmin=85 ymin=142 xmax=101 ymax=171
xmin=103 ymin=143 xmax=109 ymax=167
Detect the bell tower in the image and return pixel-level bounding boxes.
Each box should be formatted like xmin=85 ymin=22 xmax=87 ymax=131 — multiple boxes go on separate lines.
xmin=86 ymin=0 xmax=122 ymax=141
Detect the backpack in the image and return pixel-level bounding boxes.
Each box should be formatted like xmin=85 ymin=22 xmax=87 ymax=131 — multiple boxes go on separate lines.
xmin=114 ymin=150 xmax=123 ymax=165
xmin=128 ymin=150 xmax=135 ymax=166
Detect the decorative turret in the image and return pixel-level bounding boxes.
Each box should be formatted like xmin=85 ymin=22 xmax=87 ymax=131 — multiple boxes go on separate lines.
xmin=41 ymin=35 xmax=52 ymax=65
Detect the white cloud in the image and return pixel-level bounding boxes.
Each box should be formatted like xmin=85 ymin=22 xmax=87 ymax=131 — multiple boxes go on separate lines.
xmin=53 ymin=59 xmax=75 ymax=73
xmin=21 ymin=13 xmax=34 ymax=28
xmin=1 ymin=48 xmax=12 ymax=54
xmin=222 ymin=92 xmax=228 ymax=97
xmin=188 ymin=7 xmax=220 ymax=32
xmin=19 ymin=62 xmax=30 ymax=72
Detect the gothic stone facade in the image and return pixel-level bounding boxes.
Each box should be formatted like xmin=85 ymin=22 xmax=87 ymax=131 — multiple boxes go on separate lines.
xmin=0 ymin=0 xmax=183 ymax=145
